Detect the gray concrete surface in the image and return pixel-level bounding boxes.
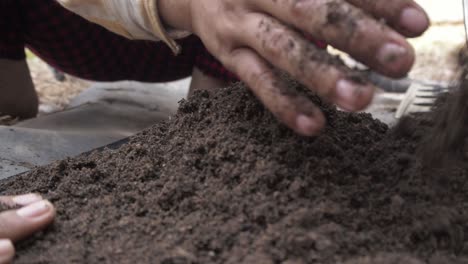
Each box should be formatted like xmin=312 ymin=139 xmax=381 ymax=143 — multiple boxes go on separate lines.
xmin=0 ymin=80 xmax=189 ymax=180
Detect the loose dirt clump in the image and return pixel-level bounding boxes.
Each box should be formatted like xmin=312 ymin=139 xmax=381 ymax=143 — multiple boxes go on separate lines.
xmin=1 ymin=78 xmax=468 ymax=263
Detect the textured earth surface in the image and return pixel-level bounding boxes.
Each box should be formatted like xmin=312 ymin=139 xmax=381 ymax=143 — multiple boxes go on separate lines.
xmin=1 ymin=77 xmax=467 ymax=263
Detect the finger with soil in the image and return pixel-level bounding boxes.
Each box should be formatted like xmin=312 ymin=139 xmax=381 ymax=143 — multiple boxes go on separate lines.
xmin=223 ymin=47 xmax=326 ymax=136
xmin=238 ymin=15 xmax=375 ymax=112
xmin=346 ymin=0 xmax=429 ymax=37
xmin=0 ymin=239 xmax=14 ymax=264
xmin=0 ymin=200 xmax=55 ymax=242
xmin=251 ymin=0 xmax=415 ymax=77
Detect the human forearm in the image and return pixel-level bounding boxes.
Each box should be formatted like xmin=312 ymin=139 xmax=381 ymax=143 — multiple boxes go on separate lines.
xmin=0 ymin=59 xmax=38 ymax=118
xmin=158 ymin=0 xmax=193 ymax=33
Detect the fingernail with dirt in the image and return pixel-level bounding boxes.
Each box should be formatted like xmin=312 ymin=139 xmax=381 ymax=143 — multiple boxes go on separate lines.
xmin=399 ymin=7 xmax=429 ymax=34
xmin=377 ymin=43 xmax=408 ymax=72
xmin=296 ymin=114 xmax=319 ymax=136
xmin=335 ymin=80 xmax=366 ymax=111
xmin=12 ymin=194 xmax=42 ymax=206
xmin=17 ymin=200 xmax=52 ymax=219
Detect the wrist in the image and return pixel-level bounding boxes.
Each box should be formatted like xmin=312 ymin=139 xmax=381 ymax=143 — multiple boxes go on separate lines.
xmin=158 ymin=0 xmax=193 ymax=33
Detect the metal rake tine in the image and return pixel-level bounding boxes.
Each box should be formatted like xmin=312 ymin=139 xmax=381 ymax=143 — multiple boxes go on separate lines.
xmin=413 ymin=99 xmax=437 ymax=106
xmin=415 ymin=95 xmax=441 ymax=99
xmin=395 ymin=83 xmax=419 ymax=118
xmin=409 ymin=106 xmax=433 ymax=113
xmin=414 ymin=95 xmax=438 ymax=101
xmin=417 ymin=88 xmax=449 ymax=93
xmin=395 ymin=81 xmax=449 ymax=118
xmin=413 ymin=102 xmax=436 ymax=107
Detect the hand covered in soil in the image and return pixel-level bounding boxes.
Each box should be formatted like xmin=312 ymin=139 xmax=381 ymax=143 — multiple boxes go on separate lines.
xmin=57 ymin=0 xmax=429 ymax=136
xmin=0 ymin=194 xmax=55 ymax=263
xmin=159 ymin=0 xmax=429 ymax=135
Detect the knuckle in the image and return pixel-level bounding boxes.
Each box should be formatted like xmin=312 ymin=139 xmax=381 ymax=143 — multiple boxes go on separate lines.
xmin=197 ymin=7 xmax=240 ymax=58
xmin=287 ymin=0 xmax=325 ymax=28
xmin=0 ymin=198 xmax=12 ymax=207
xmin=347 ymin=0 xmax=378 ymax=12
xmin=249 ymin=68 xmax=274 ymax=90
xmin=304 ymin=65 xmax=340 ymax=97
xmin=257 ymin=19 xmax=295 ymax=58
xmin=313 ymin=82 xmax=334 ymax=98
xmin=287 ymin=0 xmax=323 ymax=17
xmin=288 ymin=0 xmax=309 ymax=16
xmin=205 ymin=31 xmax=236 ymax=62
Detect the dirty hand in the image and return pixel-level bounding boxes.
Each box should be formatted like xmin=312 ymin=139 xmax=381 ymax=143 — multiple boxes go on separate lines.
xmin=0 ymin=194 xmax=55 ymax=263
xmin=160 ymin=0 xmax=429 ymax=135
xmin=58 ymin=0 xmax=429 ymax=136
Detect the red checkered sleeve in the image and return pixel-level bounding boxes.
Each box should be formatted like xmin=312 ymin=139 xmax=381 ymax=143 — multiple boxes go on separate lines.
xmin=0 ymin=0 xmax=26 ymax=60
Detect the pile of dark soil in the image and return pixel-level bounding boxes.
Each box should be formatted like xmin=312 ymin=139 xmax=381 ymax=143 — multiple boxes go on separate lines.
xmin=2 ymin=79 xmax=468 ymax=263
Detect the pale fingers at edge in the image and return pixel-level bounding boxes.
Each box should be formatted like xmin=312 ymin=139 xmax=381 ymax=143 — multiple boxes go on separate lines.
xmin=222 ymin=47 xmax=325 ymax=136
xmin=346 ymin=0 xmax=430 ymax=37
xmin=0 ymin=200 xmax=55 ymax=242
xmin=250 ymin=0 xmax=415 ymax=78
xmin=0 ymin=239 xmax=14 ymax=264
xmin=237 ymin=15 xmax=375 ymax=112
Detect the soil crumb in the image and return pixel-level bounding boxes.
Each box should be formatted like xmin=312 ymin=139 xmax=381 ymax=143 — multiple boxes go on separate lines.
xmin=1 ymin=79 xmax=468 ymax=263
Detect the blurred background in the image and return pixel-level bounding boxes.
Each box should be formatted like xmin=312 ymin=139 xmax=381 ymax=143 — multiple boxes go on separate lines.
xmin=409 ymin=0 xmax=465 ymax=83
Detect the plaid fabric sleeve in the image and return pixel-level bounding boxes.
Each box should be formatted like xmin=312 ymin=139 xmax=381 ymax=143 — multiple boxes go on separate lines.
xmin=0 ymin=0 xmax=26 ymax=60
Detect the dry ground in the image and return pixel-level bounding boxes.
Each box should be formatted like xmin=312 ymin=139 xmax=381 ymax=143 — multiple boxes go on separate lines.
xmin=409 ymin=23 xmax=465 ymax=83
xmin=0 ymin=53 xmax=89 ymax=125
xmin=27 ymin=56 xmax=89 ymax=114
xmin=408 ymin=0 xmax=465 ymax=82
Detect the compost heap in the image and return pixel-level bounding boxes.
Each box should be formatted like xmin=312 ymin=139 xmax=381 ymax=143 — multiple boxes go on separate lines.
xmin=2 ymin=78 xmax=468 ymax=264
